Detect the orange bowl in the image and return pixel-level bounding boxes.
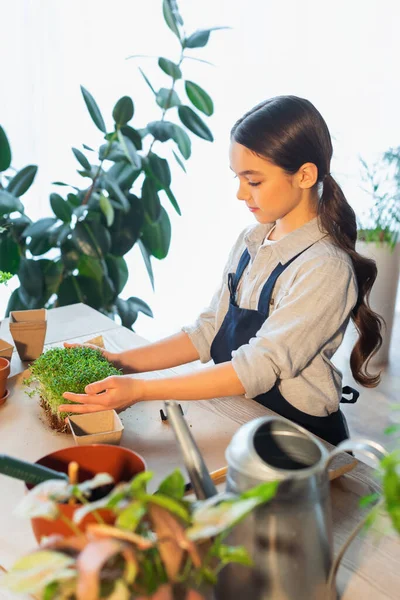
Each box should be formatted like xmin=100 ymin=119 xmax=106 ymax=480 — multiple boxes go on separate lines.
xmin=26 ymin=444 xmax=146 ymax=542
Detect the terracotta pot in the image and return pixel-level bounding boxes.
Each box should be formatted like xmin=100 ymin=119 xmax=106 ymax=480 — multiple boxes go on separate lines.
xmin=0 ymin=356 xmax=10 ymax=403
xmin=26 ymin=444 xmax=146 ymax=542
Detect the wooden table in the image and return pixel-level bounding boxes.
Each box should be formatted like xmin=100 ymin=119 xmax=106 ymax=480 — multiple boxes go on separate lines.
xmin=0 ymin=303 xmax=399 ymax=599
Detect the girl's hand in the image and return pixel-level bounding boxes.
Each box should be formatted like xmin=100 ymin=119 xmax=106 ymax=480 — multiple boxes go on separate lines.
xmin=64 ymin=341 xmax=115 ymax=363
xmin=58 ymin=375 xmax=145 ymax=414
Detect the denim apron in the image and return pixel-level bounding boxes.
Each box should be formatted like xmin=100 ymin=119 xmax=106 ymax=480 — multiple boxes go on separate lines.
xmin=210 ymin=247 xmax=359 ymax=446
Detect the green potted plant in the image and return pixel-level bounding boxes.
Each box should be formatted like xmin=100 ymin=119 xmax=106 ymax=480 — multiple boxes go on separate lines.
xmin=24 ymin=346 xmax=122 ymax=432
xmin=0 ymin=468 xmax=278 ymax=600
xmin=356 ymin=150 xmax=400 ymax=365
xmin=0 ymin=0 xmax=226 ymax=331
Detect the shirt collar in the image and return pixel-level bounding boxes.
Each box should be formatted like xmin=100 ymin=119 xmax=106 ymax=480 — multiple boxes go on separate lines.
xmin=244 ymin=217 xmax=328 ymax=264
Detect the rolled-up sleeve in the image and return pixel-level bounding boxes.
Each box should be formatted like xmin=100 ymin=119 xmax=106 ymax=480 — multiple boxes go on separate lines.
xmin=231 ymin=258 xmax=358 ymax=399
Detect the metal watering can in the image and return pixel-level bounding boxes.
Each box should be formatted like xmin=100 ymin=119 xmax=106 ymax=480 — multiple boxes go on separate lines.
xmin=165 ymin=403 xmax=386 ymax=600
xmin=217 ymin=416 xmax=386 ymax=600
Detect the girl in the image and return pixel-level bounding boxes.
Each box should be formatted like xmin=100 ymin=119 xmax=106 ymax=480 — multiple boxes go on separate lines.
xmin=60 ymin=95 xmax=382 ymax=446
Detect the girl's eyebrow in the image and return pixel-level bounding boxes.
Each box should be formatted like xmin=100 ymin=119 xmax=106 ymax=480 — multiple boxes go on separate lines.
xmin=229 ymin=167 xmax=264 ymax=176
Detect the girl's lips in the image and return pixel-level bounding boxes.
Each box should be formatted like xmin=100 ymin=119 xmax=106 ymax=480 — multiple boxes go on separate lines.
xmin=248 ymin=207 xmax=259 ymax=212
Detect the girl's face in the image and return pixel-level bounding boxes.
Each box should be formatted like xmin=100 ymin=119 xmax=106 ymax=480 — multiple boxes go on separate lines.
xmin=229 ymin=141 xmax=315 ymax=225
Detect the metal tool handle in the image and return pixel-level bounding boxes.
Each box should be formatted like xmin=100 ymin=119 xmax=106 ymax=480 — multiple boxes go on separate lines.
xmin=165 ymin=401 xmax=218 ymax=500
xmin=0 ymin=455 xmax=69 ymax=485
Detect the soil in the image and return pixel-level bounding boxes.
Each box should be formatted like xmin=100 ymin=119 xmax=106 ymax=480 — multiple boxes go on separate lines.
xmin=39 ymin=395 xmax=71 ymax=434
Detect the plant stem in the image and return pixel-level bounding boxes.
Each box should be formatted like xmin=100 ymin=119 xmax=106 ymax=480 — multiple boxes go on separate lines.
xmin=82 ymin=137 xmax=114 ymax=206
xmin=74 ymin=489 xmax=105 ymax=525
xmin=59 ymin=511 xmax=84 ymax=537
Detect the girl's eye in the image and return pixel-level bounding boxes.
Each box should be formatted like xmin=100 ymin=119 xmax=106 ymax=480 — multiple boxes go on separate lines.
xmin=248 ymin=182 xmax=261 ymax=187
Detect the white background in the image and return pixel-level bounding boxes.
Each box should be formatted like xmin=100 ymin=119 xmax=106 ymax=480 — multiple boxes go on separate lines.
xmin=1 ymin=0 xmax=400 ymax=342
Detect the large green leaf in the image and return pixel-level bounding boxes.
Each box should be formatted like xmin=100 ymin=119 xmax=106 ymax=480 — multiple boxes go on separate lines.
xmin=138 ymin=239 xmax=154 ymax=291
xmin=173 ymin=150 xmax=187 ymax=172
xmin=37 ymin=259 xmax=63 ymax=298
xmin=57 ymin=275 xmax=83 ymax=305
xmin=141 ymin=176 xmax=161 ymax=222
xmin=141 ymin=207 xmax=171 ymax=259
xmin=162 ymin=0 xmax=181 ymax=39
xmin=106 ymin=255 xmax=129 ymax=295
xmin=120 ymin=125 xmax=142 ymax=150
xmin=178 ymin=106 xmax=213 ymax=141
xmin=50 ymin=193 xmax=72 ymax=223
xmin=116 ymin=297 xmax=138 ymax=329
xmin=60 ymin=238 xmax=80 ymax=270
xmin=0 ymin=125 xmax=12 ymax=172
xmin=147 ymin=121 xmax=174 ymax=143
xmin=72 ymin=147 xmax=91 ymax=171
xmin=18 ymin=258 xmax=44 ymax=298
xmin=147 ymin=153 xmax=171 ymax=188
xmin=112 ymin=96 xmax=134 ymax=127
xmin=22 ymin=217 xmax=58 ymax=239
xmin=72 ymin=220 xmax=111 ymax=259
xmin=110 ymin=194 xmax=144 ymax=256
xmin=126 ymin=296 xmax=153 ymax=318
xmin=117 ymin=130 xmax=141 ymax=169
xmin=99 ymin=141 xmax=126 ymax=162
xmin=106 ymin=178 xmax=130 ymax=212
xmin=0 ymin=191 xmax=24 ymax=216
xmin=107 ymin=162 xmax=141 ymax=190
xmin=156 ymin=88 xmax=181 ymax=110
xmin=184 ymin=27 xmax=229 ymax=49
xmin=7 ymin=165 xmax=38 ymax=197
xmin=0 ymin=233 xmax=20 ymax=273
xmin=28 ymin=233 xmax=53 ymax=256
xmin=185 ymin=81 xmax=214 ymax=116
xmin=6 ymin=288 xmax=28 ymax=315
xmin=78 ymin=254 xmax=104 ymax=283
xmin=158 ymin=57 xmax=182 ymax=80
xmin=8 ymin=214 xmax=32 ymax=242
xmin=80 ymin=86 xmax=107 ymax=133
xmin=170 ymin=124 xmax=191 ymax=159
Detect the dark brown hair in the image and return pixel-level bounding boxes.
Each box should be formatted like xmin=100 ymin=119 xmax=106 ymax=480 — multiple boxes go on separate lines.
xmin=231 ymin=95 xmax=382 ymax=387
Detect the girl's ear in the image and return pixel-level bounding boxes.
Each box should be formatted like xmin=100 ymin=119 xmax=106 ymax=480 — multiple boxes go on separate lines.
xmin=296 ymin=162 xmax=318 ymax=189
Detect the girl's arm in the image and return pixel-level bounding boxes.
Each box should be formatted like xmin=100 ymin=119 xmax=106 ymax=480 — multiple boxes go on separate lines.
xmin=59 ymin=361 xmax=246 ymax=413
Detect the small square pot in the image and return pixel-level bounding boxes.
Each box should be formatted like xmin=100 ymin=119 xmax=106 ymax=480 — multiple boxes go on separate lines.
xmin=68 ymin=410 xmax=124 ymax=445
xmin=0 ymin=338 xmax=13 ymax=360
xmin=9 ymin=308 xmax=47 ymax=361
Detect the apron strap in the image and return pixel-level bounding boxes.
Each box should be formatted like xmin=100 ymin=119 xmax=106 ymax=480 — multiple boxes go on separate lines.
xmin=228 ymin=249 xmax=251 ymax=306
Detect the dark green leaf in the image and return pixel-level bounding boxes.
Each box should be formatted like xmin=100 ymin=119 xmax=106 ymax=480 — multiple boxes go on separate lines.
xmin=138 ymin=68 xmax=156 ymax=96
xmin=158 ymin=57 xmax=182 ymax=80
xmin=157 ymin=469 xmax=185 ymax=500
xmin=38 ymin=259 xmax=63 ymax=297
xmin=83 ymin=144 xmax=94 ymax=151
xmin=170 ymin=124 xmax=191 ymax=159
xmin=106 ymin=255 xmax=129 ymax=295
xmin=0 ymin=125 xmax=12 ymax=172
xmin=57 ymin=275 xmax=83 ymax=306
xmin=184 ymin=27 xmax=229 ymax=49
xmin=106 ymin=178 xmax=130 ymax=212
xmin=61 ymin=239 xmax=80 ymax=270
xmin=178 ymin=106 xmax=213 ymax=141
xmin=80 ymin=86 xmax=107 ymax=133
xmin=126 ymin=296 xmax=153 ymax=318
xmin=72 ymin=220 xmax=111 ymax=258
xmin=99 ymin=194 xmax=115 ymax=227
xmin=117 ymin=130 xmax=141 ymax=169
xmin=147 ymin=121 xmax=174 ymax=143
xmin=185 ymin=81 xmax=214 ymax=116
xmin=138 ymin=239 xmax=154 ymax=291
xmin=142 ymin=177 xmax=161 ymax=221
xmin=0 ymin=190 xmax=24 ymax=216
xmin=173 ymin=150 xmax=187 ymax=172
xmin=52 ymin=181 xmax=79 ymax=189
xmin=22 ymin=217 xmax=58 ymax=238
xmin=18 ymin=258 xmax=44 ymax=298
xmin=162 ymin=0 xmax=181 ymax=39
xmin=120 ymin=125 xmax=142 ymax=150
xmin=163 ymin=186 xmax=181 ymax=215
xmin=110 ymin=194 xmax=144 ymax=256
xmin=156 ymin=88 xmax=181 ymax=110
xmin=50 ymin=193 xmax=73 ymax=223
xmin=107 ymin=162 xmax=141 ymax=191
xmin=116 ymin=297 xmax=138 ymax=329
xmin=7 ymin=165 xmax=38 ymax=197
xmin=9 ymin=214 xmax=32 ymax=241
xmin=72 ymin=148 xmax=91 ymax=171
xmin=112 ymin=96 xmax=134 ymax=127
xmin=147 ymin=153 xmax=171 ymax=188
xmin=28 ymin=233 xmax=53 ymax=256
xmin=0 ymin=233 xmax=20 ymax=273
xmin=141 ymin=207 xmax=171 ymax=259
xmin=78 ymin=254 xmax=104 ymax=283
xmin=67 ymin=193 xmax=80 ymax=207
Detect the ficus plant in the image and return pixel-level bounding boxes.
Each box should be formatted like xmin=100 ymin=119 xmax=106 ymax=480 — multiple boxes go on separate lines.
xmin=0 ymin=0 xmax=226 ymax=328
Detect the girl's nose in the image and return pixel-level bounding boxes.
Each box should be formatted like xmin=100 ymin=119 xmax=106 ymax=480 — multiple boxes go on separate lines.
xmin=236 ymin=183 xmax=250 ymax=202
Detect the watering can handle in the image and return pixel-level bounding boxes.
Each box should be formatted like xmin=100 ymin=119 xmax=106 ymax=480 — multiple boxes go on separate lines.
xmin=325 ymin=438 xmax=387 ymax=597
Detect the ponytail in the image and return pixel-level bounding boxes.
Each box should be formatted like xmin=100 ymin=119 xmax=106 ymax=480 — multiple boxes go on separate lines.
xmin=319 ymin=175 xmax=383 ymax=387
